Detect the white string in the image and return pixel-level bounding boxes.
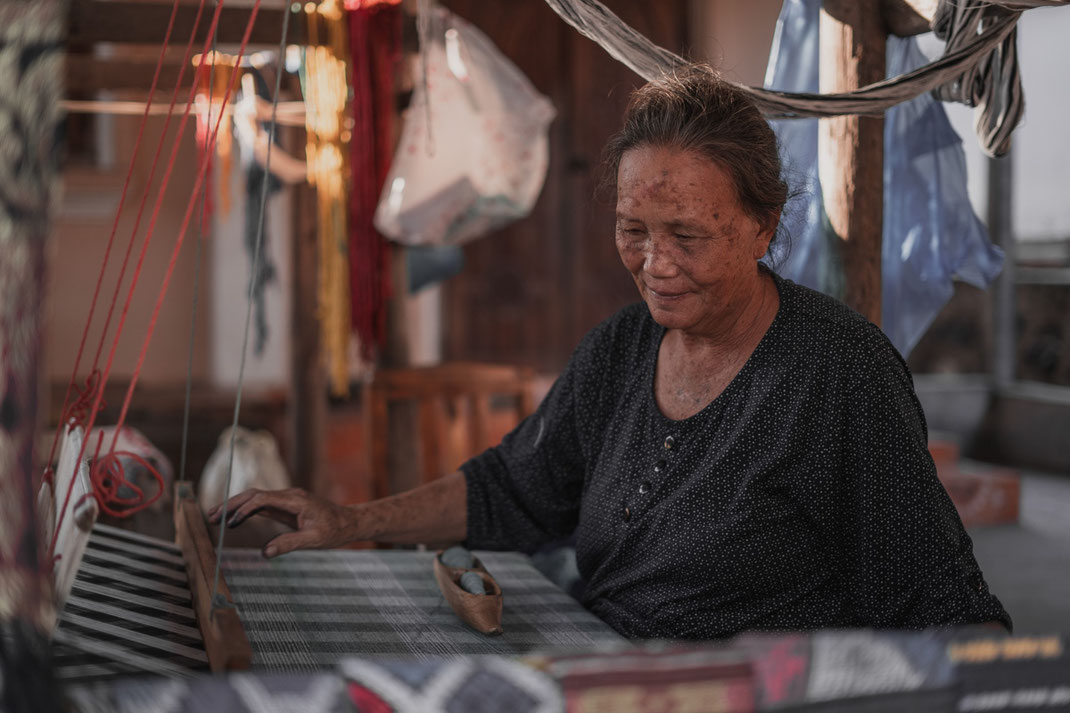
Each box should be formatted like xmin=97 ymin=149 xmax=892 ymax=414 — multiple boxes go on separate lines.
xmin=210 ymin=4 xmax=292 ymax=609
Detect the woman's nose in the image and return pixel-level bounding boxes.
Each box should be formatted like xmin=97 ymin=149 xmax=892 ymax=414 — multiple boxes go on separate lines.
xmin=643 ymin=235 xmax=678 ymax=277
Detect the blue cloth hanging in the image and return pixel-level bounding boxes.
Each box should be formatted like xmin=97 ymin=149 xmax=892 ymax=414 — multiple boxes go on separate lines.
xmin=764 ymin=0 xmax=1004 ymax=356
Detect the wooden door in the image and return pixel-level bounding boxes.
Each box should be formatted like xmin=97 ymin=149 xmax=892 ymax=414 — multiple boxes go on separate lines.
xmin=441 ymin=0 xmax=689 ymax=373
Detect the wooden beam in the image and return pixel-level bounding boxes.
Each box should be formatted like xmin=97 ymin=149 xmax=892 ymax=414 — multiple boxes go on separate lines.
xmin=66 ymin=56 xmax=185 ymax=93
xmin=818 ymin=0 xmax=886 ymax=325
xmin=880 ymin=0 xmax=938 ymax=37
xmin=291 ymin=177 xmax=327 ymax=495
xmin=173 ymin=482 xmax=252 ymax=671
xmin=68 ymin=0 xmax=306 ymax=46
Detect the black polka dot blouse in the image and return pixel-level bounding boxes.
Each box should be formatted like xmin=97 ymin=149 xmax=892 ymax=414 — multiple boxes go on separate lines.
xmin=462 ymin=271 xmax=1011 ymax=639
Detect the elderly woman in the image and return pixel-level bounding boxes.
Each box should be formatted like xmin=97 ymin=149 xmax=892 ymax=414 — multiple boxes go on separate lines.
xmin=213 ymin=65 xmax=1009 ymax=639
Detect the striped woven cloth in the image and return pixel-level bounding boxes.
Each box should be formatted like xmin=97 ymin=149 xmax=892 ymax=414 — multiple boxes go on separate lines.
xmin=54 ymin=524 xmax=210 ymax=683
xmin=54 ymin=527 xmax=622 ymax=681
xmin=222 ymin=548 xmax=623 ymax=669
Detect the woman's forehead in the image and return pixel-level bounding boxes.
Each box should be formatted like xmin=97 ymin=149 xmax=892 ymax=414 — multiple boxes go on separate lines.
xmin=616 ymin=147 xmax=741 ymax=219
xmin=617 ymin=146 xmax=736 ymax=194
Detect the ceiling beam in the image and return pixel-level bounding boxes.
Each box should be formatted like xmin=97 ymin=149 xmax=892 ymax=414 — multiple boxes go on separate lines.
xmin=68 ymin=0 xmax=305 ymax=46
xmin=66 ymin=56 xmax=186 ymax=93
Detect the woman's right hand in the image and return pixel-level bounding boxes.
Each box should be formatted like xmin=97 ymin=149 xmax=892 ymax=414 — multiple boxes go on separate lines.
xmin=207 ymin=488 xmax=360 ymax=558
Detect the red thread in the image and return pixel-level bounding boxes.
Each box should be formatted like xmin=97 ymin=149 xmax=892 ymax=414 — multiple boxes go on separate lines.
xmin=63 ymin=369 xmax=104 ymax=429
xmin=106 ymin=0 xmax=262 ymax=458
xmin=44 ymin=0 xmax=185 ymax=495
xmin=49 ymin=0 xmax=225 ymax=558
xmin=86 ymin=451 xmax=165 ymax=518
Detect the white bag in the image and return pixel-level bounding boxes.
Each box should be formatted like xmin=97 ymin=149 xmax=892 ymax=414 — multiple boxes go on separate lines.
xmin=374 ymin=5 xmax=555 ymax=246
xmin=199 ymin=427 xmax=290 ymax=512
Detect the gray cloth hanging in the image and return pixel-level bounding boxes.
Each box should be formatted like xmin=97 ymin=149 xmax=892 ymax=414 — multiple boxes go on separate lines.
xmin=541 ymin=0 xmax=1068 ymax=156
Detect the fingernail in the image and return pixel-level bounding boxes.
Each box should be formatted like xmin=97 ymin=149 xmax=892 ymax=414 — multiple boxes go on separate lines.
xmin=264 ymin=545 xmax=277 ymax=558
xmin=227 ymin=516 xmax=242 ymax=528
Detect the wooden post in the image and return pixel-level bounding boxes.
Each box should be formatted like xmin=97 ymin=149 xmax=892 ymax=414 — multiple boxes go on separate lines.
xmin=291 ymin=177 xmax=327 ymax=494
xmin=818 ymin=0 xmax=886 ymax=325
xmin=988 ymin=153 xmax=1015 ymax=390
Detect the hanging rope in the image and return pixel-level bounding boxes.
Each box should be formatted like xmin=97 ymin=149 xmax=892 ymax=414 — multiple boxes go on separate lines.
xmin=540 ymin=0 xmax=1068 ymax=156
xmin=210 ymin=2 xmax=291 ymax=610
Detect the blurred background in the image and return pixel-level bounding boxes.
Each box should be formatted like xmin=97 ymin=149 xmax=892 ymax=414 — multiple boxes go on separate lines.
xmin=46 ymin=0 xmax=1070 ymax=632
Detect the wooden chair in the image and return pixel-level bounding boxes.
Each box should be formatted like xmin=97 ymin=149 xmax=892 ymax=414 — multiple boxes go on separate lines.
xmin=363 ymin=362 xmax=535 ymax=500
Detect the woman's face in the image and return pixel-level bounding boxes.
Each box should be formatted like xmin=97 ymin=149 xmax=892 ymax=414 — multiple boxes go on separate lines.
xmin=615 ymin=145 xmax=775 ymax=337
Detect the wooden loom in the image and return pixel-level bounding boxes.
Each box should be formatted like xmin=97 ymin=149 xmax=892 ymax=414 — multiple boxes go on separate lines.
xmin=173 ymin=482 xmax=252 ymax=671
xmin=43 ymin=424 xmax=252 ymax=672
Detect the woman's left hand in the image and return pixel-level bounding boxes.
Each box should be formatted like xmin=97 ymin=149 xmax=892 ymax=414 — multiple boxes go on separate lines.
xmin=207 ymin=488 xmax=358 ymax=558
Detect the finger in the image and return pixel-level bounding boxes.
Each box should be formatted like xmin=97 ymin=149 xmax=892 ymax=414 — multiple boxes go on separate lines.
xmin=263 ymin=529 xmax=321 ymax=558
xmin=226 ymin=491 xmax=303 ymax=528
xmin=207 ymin=489 xmax=260 ymax=523
xmin=227 ymin=506 xmax=298 ymax=531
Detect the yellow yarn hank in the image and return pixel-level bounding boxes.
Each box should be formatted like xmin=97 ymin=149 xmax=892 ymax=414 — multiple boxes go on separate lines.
xmin=304 ymin=0 xmax=353 ymax=396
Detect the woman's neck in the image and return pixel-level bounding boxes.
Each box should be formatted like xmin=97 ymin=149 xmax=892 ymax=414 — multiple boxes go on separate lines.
xmin=668 ymin=270 xmax=779 ymax=358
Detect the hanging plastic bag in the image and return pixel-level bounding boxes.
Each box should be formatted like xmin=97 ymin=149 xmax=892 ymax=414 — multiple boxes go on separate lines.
xmin=374 ymin=5 xmax=556 ymax=246
xmin=765 ymin=0 xmax=1003 ymax=357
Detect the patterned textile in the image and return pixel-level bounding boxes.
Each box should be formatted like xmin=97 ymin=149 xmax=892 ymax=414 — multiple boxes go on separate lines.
xmin=544 ymin=646 xmax=754 ymax=713
xmin=0 ymin=0 xmax=66 ymax=633
xmin=66 ymin=672 xmax=351 ymax=713
xmin=949 ymin=632 xmax=1070 ymax=713
xmin=342 ymin=657 xmax=562 ymax=713
xmin=53 ymin=528 xmax=622 ymax=679
xmin=221 ymin=549 xmax=623 ymax=667
xmin=53 ymin=524 xmax=209 ymax=683
xmin=738 ymin=630 xmax=956 ymax=712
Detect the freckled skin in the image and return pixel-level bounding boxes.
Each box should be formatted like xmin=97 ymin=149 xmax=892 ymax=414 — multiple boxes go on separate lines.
xmin=615 ymin=145 xmax=774 ymax=340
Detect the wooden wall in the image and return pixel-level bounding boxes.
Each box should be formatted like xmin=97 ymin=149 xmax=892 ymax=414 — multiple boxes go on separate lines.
xmin=440 ymin=0 xmax=689 ymax=373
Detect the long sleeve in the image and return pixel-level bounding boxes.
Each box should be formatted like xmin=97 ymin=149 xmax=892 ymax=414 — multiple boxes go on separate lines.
xmin=461 ymin=309 xmax=631 ymax=553
xmin=839 ymin=334 xmax=1011 ymax=630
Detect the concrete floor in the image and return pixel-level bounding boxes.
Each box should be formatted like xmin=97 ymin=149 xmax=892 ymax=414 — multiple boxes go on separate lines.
xmin=968 ymin=469 xmax=1070 ymax=633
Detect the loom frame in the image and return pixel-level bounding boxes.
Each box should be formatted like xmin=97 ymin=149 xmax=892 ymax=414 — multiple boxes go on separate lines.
xmin=173 ymin=482 xmax=251 ymax=672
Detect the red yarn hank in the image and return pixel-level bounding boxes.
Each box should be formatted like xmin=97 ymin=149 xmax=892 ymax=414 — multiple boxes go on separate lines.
xmin=348 ymin=3 xmax=400 ymax=358
xmin=87 ymin=450 xmax=165 ymax=519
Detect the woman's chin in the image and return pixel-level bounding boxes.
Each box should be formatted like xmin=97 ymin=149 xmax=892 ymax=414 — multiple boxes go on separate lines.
xmin=643 ymin=299 xmax=695 ymax=330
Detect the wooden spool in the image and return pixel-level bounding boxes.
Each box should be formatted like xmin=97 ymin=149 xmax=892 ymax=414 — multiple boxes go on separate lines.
xmin=433 ymin=552 xmax=504 ymax=636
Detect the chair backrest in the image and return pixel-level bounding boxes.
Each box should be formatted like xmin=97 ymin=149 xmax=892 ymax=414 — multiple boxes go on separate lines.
xmin=363 ymin=362 xmax=535 ymax=499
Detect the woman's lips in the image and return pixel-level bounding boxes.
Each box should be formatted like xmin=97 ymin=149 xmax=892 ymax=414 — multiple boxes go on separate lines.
xmin=647 ymin=287 xmax=687 ymax=300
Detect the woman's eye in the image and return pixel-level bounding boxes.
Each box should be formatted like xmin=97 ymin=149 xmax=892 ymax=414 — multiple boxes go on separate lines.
xmin=675 ymin=234 xmax=696 ymax=241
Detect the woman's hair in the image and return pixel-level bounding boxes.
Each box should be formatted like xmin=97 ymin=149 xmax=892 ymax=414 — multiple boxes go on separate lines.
xmin=602 ymin=64 xmax=791 ymax=254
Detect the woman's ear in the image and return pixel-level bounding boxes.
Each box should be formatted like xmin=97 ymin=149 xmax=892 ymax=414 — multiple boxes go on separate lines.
xmin=753 ymin=209 xmax=780 ymax=259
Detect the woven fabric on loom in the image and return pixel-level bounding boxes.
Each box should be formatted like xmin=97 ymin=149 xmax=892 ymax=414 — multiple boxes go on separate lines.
xmin=221 ymin=549 xmax=624 ymax=667
xmin=54 ymin=524 xmax=209 ymax=683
